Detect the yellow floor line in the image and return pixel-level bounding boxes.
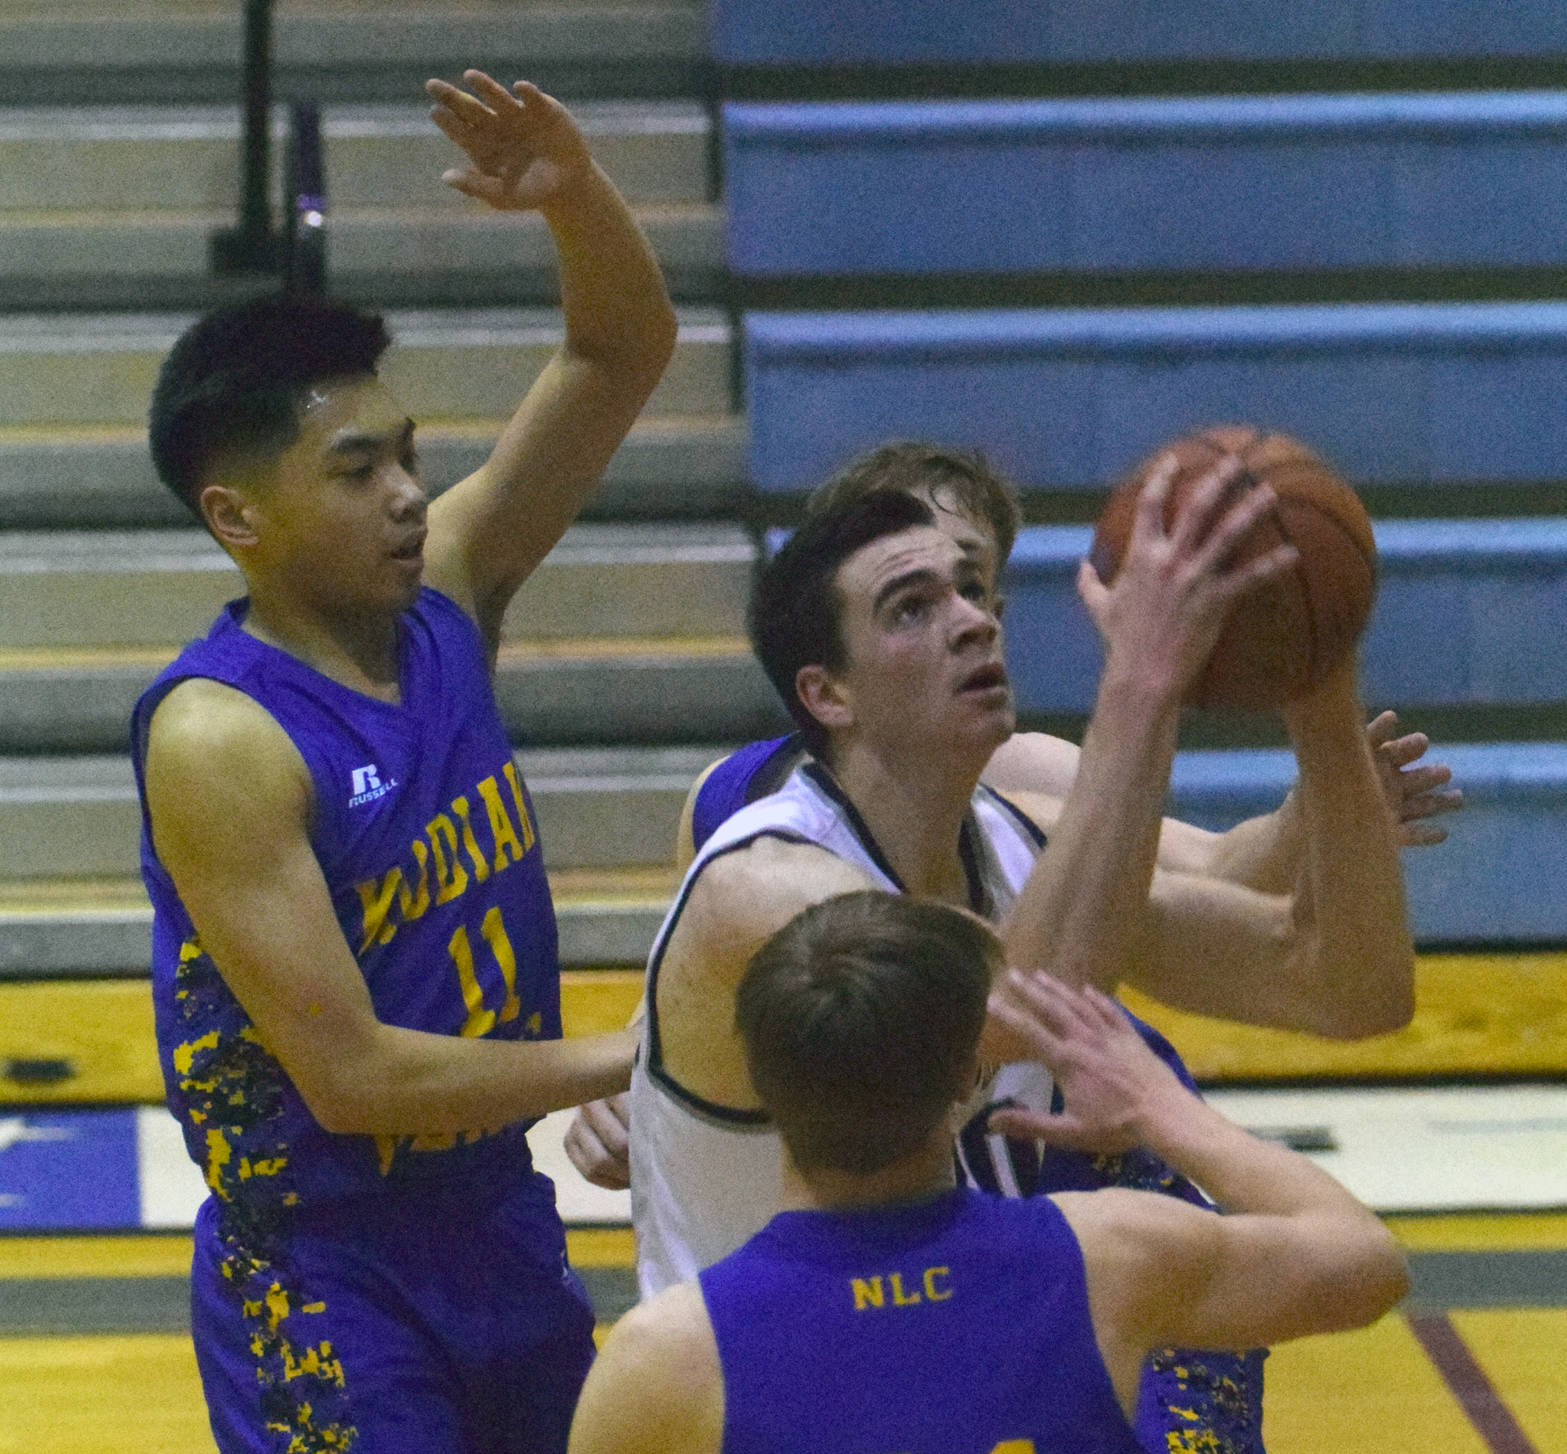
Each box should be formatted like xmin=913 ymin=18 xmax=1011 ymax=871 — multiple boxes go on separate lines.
xmin=0 ymin=1236 xmax=192 ymax=1280
xmin=1390 ymin=1212 xmax=1567 ymax=1252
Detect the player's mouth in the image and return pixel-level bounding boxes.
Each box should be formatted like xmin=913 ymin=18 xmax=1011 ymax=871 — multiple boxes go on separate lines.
xmin=957 ymin=662 xmax=1009 ymax=696
xmin=389 ymin=529 xmax=426 ymax=565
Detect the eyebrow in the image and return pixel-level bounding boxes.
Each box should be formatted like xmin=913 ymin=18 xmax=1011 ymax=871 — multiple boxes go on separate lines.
xmin=871 ymin=566 xmax=943 ymax=616
xmin=324 ymin=418 xmax=416 ymax=456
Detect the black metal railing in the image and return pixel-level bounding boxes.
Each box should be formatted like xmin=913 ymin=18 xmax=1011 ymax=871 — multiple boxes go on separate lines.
xmin=210 ymin=0 xmax=328 ymax=292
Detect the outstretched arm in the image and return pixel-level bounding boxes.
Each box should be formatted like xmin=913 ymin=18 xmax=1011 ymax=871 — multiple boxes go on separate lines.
xmin=1161 ymin=710 xmax=1462 ymax=890
xmin=984 ymin=713 xmax=1461 ymax=890
xmin=1123 ymin=661 xmax=1416 ymax=1038
xmin=988 ymin=974 xmax=1407 ymax=1410
xmin=420 ymin=70 xmax=678 ymax=652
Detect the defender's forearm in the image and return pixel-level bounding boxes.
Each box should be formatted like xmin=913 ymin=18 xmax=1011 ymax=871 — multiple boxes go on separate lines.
xmin=541 ymin=162 xmax=678 ymax=374
xmin=309 ymin=1024 xmax=639 ymax=1138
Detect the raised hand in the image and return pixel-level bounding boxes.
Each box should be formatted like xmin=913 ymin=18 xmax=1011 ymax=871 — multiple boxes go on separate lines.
xmin=1078 ymin=454 xmax=1299 ymax=704
xmin=1365 ymin=710 xmax=1463 ymax=846
xmin=984 ymin=969 xmax=1192 ymax=1155
xmin=425 ymin=70 xmax=594 ymax=211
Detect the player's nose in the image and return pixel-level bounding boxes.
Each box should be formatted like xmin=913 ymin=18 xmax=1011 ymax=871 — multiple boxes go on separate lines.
xmin=950 ymin=590 xmax=999 ymax=646
xmin=387 ymin=465 xmax=427 ymax=519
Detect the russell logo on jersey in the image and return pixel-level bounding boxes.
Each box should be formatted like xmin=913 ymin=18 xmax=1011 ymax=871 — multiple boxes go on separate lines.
xmin=349 ymin=764 xmax=400 ymax=809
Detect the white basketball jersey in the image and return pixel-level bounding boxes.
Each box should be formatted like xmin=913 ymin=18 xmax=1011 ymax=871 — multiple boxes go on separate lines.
xmin=628 ymin=761 xmax=1050 ymax=1298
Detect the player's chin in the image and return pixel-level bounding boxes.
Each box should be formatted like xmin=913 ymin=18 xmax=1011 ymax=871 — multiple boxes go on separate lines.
xmin=384 ymin=556 xmax=425 ymax=607
xmin=953 ymin=688 xmax=1015 ymax=744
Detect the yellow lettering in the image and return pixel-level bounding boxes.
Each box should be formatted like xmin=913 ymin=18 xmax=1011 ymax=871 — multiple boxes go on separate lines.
xmin=476 ymin=774 xmax=526 ymax=872
xmin=451 ymin=795 xmax=492 ymax=883
xmin=889 ymin=1272 xmax=922 ymax=1307
xmin=924 ymin=1266 xmax=952 ymax=1302
xmin=448 ymin=923 xmax=495 ymax=1037
xmin=355 ymin=867 xmax=402 ymax=952
xmin=426 ymin=814 xmax=469 ymax=905
xmin=399 ymin=839 xmax=431 ymax=921
xmin=502 ymin=761 xmax=536 ymax=855
xmin=990 ymin=1443 xmax=1035 ymax=1454
xmin=479 ymin=905 xmax=522 ymax=1024
xmin=851 ymin=1276 xmax=884 ymax=1311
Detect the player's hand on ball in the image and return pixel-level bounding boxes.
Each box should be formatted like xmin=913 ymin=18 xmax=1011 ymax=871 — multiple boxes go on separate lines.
xmin=1077 ymin=453 xmax=1299 ymax=703
xmin=563 ymin=1094 xmax=632 ymax=1190
xmin=426 ymin=70 xmax=593 ymax=211
xmin=984 ymin=970 xmax=1189 ymax=1155
xmin=1366 ymin=710 xmax=1464 ymax=846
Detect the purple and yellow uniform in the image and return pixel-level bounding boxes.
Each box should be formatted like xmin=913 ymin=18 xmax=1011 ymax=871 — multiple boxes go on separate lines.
xmin=131 ymin=588 xmax=594 ymax=1454
xmin=691 ymin=739 xmax=1266 ymax=1454
xmin=701 ymin=1185 xmax=1145 ymax=1454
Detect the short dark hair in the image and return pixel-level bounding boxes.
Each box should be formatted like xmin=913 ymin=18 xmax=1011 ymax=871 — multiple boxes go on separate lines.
xmin=148 ymin=293 xmax=391 ymax=518
xmin=737 ymin=891 xmax=998 ymax=1176
xmin=748 ymin=489 xmax=935 ymax=755
xmin=809 ymin=441 xmax=1022 ymax=572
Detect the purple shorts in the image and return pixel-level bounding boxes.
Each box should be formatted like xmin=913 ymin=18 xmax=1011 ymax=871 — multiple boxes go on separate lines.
xmin=190 ymin=1171 xmax=596 ymax=1454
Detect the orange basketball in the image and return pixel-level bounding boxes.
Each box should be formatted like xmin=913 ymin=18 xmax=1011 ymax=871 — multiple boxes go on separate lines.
xmin=1088 ymin=426 xmax=1377 ymax=710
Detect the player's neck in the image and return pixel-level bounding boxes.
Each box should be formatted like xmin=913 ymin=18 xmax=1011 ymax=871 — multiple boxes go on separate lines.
xmin=782 ymin=1137 xmax=957 ymax=1214
xmin=826 ymin=739 xmax=981 ymax=905
xmin=241 ymin=582 xmax=404 ymax=703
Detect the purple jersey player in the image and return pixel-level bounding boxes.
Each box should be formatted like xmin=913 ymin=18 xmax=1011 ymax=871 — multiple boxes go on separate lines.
xmin=133 ymin=71 xmax=675 ymax=1454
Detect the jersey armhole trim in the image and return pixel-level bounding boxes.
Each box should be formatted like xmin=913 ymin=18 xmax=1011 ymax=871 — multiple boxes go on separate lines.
xmin=643 ymin=828 xmax=821 ymax=1129
xmin=979 ymin=783 xmax=1049 ymax=850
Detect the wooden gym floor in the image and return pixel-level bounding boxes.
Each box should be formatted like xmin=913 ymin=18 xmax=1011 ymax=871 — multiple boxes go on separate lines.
xmin=2 ymin=1215 xmax=1566 ymax=1454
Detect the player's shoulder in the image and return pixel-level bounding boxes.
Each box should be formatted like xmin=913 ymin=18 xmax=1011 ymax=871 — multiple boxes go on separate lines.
xmin=983 ymin=730 xmax=1080 ymax=799
xmin=670 ymin=835 xmax=875 ymax=975
xmin=692 ymin=834 xmax=874 ymax=924
xmin=607 ymin=1279 xmax=714 ymax=1359
xmin=1052 ymin=1187 xmax=1218 ymax=1291
xmin=144 ymin=678 xmax=310 ymax=819
xmin=147 ymin=677 xmax=295 ymax=767
xmin=577 ymin=1283 xmax=722 ymax=1454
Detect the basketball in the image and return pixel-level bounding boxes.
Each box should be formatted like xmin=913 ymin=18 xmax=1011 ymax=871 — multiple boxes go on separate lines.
xmin=1089 ymin=426 xmax=1377 ymax=710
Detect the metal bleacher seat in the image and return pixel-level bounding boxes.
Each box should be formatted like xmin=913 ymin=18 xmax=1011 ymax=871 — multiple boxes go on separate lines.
xmin=725 ymin=92 xmax=1567 ymax=279
xmin=744 ymin=300 xmax=1567 ymax=495
xmin=711 ymin=0 xmax=1567 ymax=68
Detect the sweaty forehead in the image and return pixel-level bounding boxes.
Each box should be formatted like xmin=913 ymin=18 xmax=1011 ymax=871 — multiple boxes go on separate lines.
xmin=836 ymin=525 xmax=963 ymax=602
xmin=296 ymin=376 xmax=410 ymax=452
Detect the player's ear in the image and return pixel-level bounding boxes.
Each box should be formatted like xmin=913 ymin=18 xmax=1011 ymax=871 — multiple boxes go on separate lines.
xmin=199 ymin=481 xmax=262 ymax=550
xmin=796 ymin=663 xmax=852 ymax=733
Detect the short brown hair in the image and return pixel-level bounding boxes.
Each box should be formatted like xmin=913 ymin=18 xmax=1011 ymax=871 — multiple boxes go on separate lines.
xmin=808 ymin=441 xmax=1021 ymax=571
xmin=749 ymin=489 xmax=935 ymax=756
xmin=736 ymin=891 xmax=999 ymax=1176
